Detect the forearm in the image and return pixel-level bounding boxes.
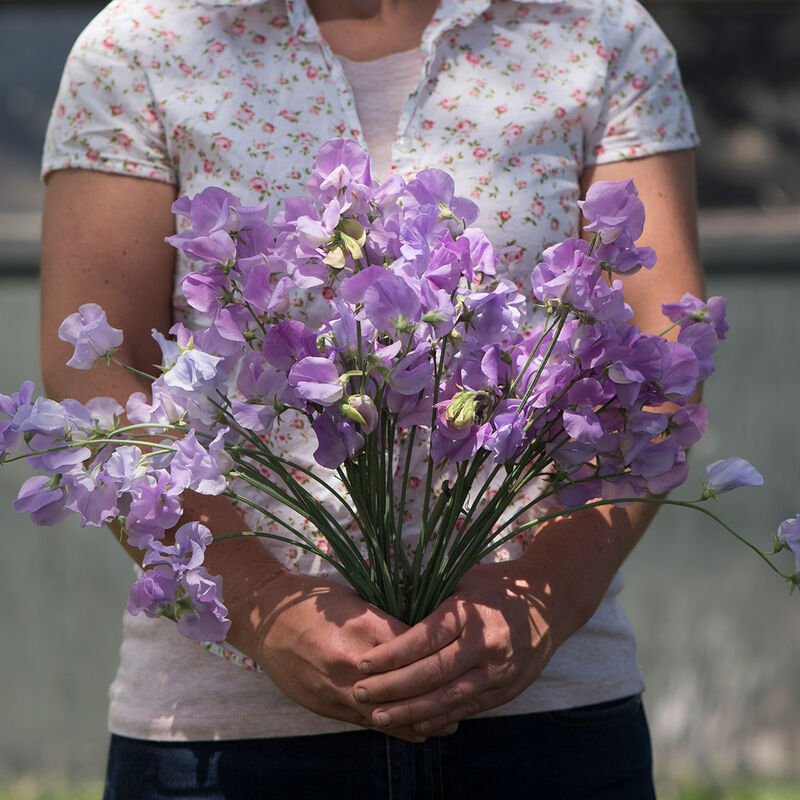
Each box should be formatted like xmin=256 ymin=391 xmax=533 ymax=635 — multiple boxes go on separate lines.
xmin=518 ymin=501 xmax=659 ymax=638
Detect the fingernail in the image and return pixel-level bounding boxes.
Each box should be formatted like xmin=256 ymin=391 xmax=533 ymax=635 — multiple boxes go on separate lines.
xmin=375 ymin=712 xmax=391 ymax=728
xmin=353 ymin=687 xmax=369 ymax=703
xmin=414 ymin=720 xmax=431 ymax=733
xmin=445 ymin=723 xmax=458 ymax=734
xmin=358 ymin=661 xmax=373 ymax=674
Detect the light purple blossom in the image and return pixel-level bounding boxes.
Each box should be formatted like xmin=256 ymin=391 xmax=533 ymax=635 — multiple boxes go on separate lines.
xmin=144 ymin=521 xmax=213 ymax=576
xmin=176 ymin=568 xmax=230 ymax=643
xmin=58 ymin=303 xmax=124 ymax=370
xmin=662 ymin=294 xmax=728 ymax=340
xmin=778 ymin=515 xmax=800 ymax=571
xmin=578 ymin=178 xmax=645 ymax=245
xmin=170 ymin=430 xmax=232 ymax=495
xmin=14 ymin=475 xmax=70 ymax=525
xmin=703 ymin=457 xmax=764 ymax=498
xmin=288 ymin=356 xmax=344 ymax=406
xmin=126 ymin=565 xmax=179 ymax=618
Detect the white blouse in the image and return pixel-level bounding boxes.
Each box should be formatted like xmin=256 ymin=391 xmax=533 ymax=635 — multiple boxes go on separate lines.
xmin=43 ymin=0 xmax=697 ymax=741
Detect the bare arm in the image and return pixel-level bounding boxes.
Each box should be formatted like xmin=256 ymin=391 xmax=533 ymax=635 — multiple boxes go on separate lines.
xmin=350 ymin=149 xmax=706 ymax=734
xmin=40 ymin=169 xmax=418 ymax=735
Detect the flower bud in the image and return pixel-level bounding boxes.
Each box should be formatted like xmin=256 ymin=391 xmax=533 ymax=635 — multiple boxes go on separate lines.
xmin=445 ymin=390 xmax=489 ymax=430
xmin=342 ymin=394 xmax=378 ymax=434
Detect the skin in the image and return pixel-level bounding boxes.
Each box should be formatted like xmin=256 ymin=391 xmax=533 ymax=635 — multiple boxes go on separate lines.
xmin=40 ymin=0 xmax=705 ymax=744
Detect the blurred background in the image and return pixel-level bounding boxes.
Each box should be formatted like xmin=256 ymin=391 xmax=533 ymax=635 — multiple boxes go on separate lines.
xmin=0 ymin=1 xmax=798 ymax=797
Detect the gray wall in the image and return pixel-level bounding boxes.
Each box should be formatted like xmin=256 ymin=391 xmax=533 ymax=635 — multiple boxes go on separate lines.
xmin=1 ymin=272 xmax=798 ymax=783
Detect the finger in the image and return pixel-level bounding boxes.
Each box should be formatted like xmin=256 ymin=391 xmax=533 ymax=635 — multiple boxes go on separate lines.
xmin=369 ymin=666 xmax=487 ymax=729
xmin=411 ymin=716 xmax=459 ymax=738
xmin=357 ymin=601 xmax=464 ymax=675
xmin=354 ymin=639 xmax=471 ymax=704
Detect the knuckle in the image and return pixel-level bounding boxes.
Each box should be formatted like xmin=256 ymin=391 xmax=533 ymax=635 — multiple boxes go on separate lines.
xmin=442 ymin=683 xmax=466 ymax=708
xmin=422 ymin=655 xmax=446 ymax=686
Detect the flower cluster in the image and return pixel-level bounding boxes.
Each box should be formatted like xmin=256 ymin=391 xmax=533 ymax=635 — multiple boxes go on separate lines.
xmin=2 ymin=139 xmax=797 ymax=636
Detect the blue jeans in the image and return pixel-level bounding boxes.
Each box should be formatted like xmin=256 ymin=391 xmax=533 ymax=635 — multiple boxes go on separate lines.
xmin=103 ymin=694 xmax=655 ymax=799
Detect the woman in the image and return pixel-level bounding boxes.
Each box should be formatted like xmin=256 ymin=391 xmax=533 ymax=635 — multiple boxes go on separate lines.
xmin=41 ymin=0 xmax=704 ymax=796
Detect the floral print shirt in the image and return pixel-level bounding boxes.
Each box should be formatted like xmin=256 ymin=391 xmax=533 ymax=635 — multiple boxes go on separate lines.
xmin=43 ymin=0 xmax=697 ymax=738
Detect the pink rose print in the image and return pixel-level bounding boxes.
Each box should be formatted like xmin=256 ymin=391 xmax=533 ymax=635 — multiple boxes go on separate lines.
xmin=473 ymin=147 xmax=488 ymax=160
xmin=456 ymin=119 xmax=473 ymax=133
xmin=250 ymin=176 xmax=268 ymax=193
xmin=237 ymin=106 xmax=254 ymax=123
xmin=466 ymin=51 xmax=481 ymax=64
xmin=110 ymin=105 xmax=122 ymax=116
xmin=208 ymin=41 xmax=225 ymax=56
xmin=306 ymin=65 xmax=318 ymax=79
xmin=262 ymin=122 xmax=275 ymax=134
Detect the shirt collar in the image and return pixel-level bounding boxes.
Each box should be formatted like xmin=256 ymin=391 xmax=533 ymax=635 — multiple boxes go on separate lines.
xmin=194 ymin=0 xmax=543 ymax=43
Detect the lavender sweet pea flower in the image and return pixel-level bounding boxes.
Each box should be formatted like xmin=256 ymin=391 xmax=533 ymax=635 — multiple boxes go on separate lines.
xmin=311 ymin=412 xmax=364 ymax=469
xmin=176 ymin=568 xmax=230 ymax=643
xmin=64 ymin=470 xmax=120 ymax=527
xmin=144 ymin=521 xmax=213 ymax=576
xmin=778 ymin=515 xmax=800 ymax=571
xmin=170 ymin=186 xmax=268 ymax=236
xmin=125 ymin=470 xmax=185 ymax=542
xmin=662 ymin=294 xmax=728 ymax=340
xmin=180 ymin=269 xmax=230 ymax=316
xmin=170 ymin=230 xmax=237 ymax=266
xmin=58 ymin=303 xmax=124 ymax=370
xmin=14 ymin=475 xmax=70 ymax=525
xmin=593 ymin=240 xmax=656 ymax=276
xmin=531 ymin=238 xmax=601 ymax=312
xmin=388 ymin=343 xmax=434 ymax=396
xmin=160 ymin=339 xmax=224 ymax=399
xmin=0 ymin=380 xmax=34 ymax=417
xmin=126 ymin=565 xmax=179 ymax=618
xmin=306 ymin=138 xmax=372 ymax=212
xmin=403 ymin=168 xmax=479 ymax=226
xmin=702 ymin=457 xmax=764 ymax=498
xmin=578 ymin=179 xmax=645 ymax=245
xmin=262 ymin=320 xmax=320 ymax=371
xmin=363 ymin=272 xmax=422 ymax=332
xmin=170 ymin=430 xmax=232 ymax=495
xmin=17 ymin=397 xmax=71 ymax=439
xmin=103 ymin=446 xmax=148 ymax=492
xmin=288 ymin=356 xmax=344 ymax=406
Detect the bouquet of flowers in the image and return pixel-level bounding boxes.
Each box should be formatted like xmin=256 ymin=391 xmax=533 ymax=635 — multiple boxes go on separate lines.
xmin=2 ymin=139 xmax=797 ymax=643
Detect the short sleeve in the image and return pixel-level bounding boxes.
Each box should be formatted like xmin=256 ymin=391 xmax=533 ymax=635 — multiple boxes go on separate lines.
xmin=585 ymin=0 xmax=699 ymax=166
xmin=41 ymin=6 xmax=175 ymax=184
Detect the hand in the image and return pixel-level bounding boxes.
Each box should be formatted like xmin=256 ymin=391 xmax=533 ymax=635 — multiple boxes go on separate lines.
xmin=351 ymin=558 xmax=589 ymax=736
xmin=245 ymin=569 xmax=440 ymax=741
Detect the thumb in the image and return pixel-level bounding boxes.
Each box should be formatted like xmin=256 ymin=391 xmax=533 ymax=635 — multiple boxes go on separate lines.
xmin=358 ymin=599 xmax=464 ymax=675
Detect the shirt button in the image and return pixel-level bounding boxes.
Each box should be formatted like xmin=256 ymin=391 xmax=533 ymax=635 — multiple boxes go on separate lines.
xmin=396 ymin=135 xmax=413 ymax=153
